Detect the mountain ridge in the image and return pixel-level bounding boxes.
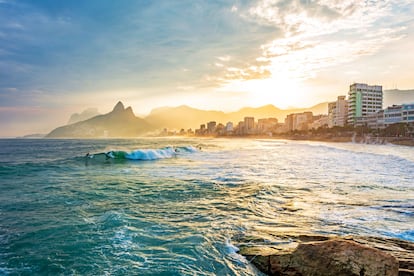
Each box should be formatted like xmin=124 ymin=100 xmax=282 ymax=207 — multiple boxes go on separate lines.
xmin=67 ymin=108 xmax=100 ymax=125
xmin=47 ymin=102 xmax=329 ymax=137
xmin=47 ymin=101 xmax=152 ymax=138
xmin=46 ymin=88 xmax=414 ymax=138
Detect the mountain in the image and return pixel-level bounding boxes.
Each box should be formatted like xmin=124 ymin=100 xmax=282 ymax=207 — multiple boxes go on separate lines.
xmin=144 ymin=102 xmax=329 ymax=130
xmin=46 ymin=101 xmax=330 ymax=137
xmin=44 ymin=91 xmax=414 ymax=138
xmin=145 ymin=105 xmax=226 ymax=130
xmin=384 ymin=89 xmax=414 ymax=107
xmin=21 ymin=133 xmax=46 ymax=139
xmin=67 ymin=108 xmax=100 ymax=124
xmin=46 ymin=102 xmax=152 ymax=138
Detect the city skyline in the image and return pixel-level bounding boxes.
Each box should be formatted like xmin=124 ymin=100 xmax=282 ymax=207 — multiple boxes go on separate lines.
xmin=1 ymin=1 xmax=414 ymax=136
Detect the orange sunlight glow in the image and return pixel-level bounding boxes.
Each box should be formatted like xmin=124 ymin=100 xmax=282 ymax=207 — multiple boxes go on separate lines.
xmin=218 ymin=76 xmax=312 ymax=109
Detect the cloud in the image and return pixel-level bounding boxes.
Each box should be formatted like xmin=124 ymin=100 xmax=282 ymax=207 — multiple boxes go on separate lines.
xmin=223 ymin=65 xmax=271 ymax=81
xmin=4 ymin=87 xmax=17 ymax=93
xmin=217 ymin=56 xmax=231 ymax=62
xmin=215 ymin=0 xmax=413 ymax=85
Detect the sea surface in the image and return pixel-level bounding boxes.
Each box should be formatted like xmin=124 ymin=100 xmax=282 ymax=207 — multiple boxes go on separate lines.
xmin=0 ymin=138 xmax=413 ymax=275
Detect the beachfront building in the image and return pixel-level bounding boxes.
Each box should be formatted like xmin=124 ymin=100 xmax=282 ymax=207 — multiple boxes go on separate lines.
xmin=195 ymin=124 xmax=206 ymax=135
xmin=207 ymin=121 xmax=216 ymax=134
xmin=310 ymin=115 xmax=328 ymax=130
xmin=244 ymin=117 xmax=255 ymax=134
xmin=384 ymin=103 xmax=414 ymax=126
xmin=216 ymin=123 xmax=225 ymax=135
xmin=402 ymin=104 xmax=414 ymax=124
xmin=384 ymin=105 xmax=403 ymax=126
xmin=235 ymin=121 xmax=245 ymax=135
xmin=328 ymin=96 xmax=348 ymax=127
xmin=285 ymin=112 xmax=314 ymax=131
xmin=347 ymin=83 xmax=383 ymax=126
xmin=225 ymin=122 xmax=233 ymax=133
xmin=257 ymin=118 xmax=278 ymax=134
xmin=366 ymin=110 xmax=385 ymax=129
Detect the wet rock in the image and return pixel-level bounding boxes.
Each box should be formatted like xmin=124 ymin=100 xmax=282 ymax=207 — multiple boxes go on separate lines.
xmin=239 ymin=236 xmax=413 ymax=276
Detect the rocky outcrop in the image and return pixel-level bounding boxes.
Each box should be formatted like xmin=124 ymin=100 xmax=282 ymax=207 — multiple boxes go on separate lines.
xmin=47 ymin=101 xmax=153 ymax=138
xmin=238 ymin=235 xmax=414 ymax=276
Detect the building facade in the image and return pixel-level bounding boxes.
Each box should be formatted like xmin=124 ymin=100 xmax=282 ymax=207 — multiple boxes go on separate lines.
xmin=328 ymin=96 xmax=348 ymax=127
xmin=207 ymin=121 xmax=216 ymax=134
xmin=285 ymin=112 xmax=314 ymax=131
xmin=366 ymin=110 xmax=384 ymax=129
xmin=384 ymin=103 xmax=414 ymax=126
xmin=257 ymin=118 xmax=278 ymax=133
xmin=244 ymin=117 xmax=255 ymax=134
xmin=347 ymin=83 xmax=382 ymax=126
xmin=225 ymin=122 xmax=233 ymax=133
xmin=402 ymin=104 xmax=414 ymax=123
xmin=311 ymin=115 xmax=328 ymax=129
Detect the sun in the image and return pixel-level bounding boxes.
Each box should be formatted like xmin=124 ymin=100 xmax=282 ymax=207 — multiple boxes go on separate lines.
xmin=219 ymin=77 xmax=312 ymax=109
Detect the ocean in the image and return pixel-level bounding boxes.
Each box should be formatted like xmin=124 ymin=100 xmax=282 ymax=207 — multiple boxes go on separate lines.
xmin=0 ymin=138 xmax=413 ymax=275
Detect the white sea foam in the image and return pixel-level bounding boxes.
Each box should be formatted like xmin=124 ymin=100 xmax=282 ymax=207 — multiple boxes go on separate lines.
xmin=125 ymin=148 xmax=175 ymax=160
xmin=1 ymin=138 xmax=413 ymax=275
xmin=124 ymin=146 xmax=197 ymax=160
xmin=225 ymin=238 xmax=249 ymax=266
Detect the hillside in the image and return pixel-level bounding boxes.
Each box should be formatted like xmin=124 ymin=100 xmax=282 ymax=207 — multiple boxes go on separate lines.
xmin=46 ymin=101 xmax=329 ymax=137
xmin=67 ymin=108 xmax=100 ymax=124
xmin=145 ymin=105 xmax=226 ymax=131
xmin=46 ymin=102 xmax=152 ymax=138
xmin=145 ymin=103 xmax=329 ymax=130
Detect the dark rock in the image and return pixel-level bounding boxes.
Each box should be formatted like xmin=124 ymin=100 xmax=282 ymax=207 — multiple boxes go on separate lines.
xmin=239 ymin=235 xmax=413 ymax=276
xmin=112 ymin=101 xmax=125 ymax=112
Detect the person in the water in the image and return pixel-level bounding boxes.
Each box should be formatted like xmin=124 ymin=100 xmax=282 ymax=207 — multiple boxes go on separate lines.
xmin=105 ymin=151 xmax=115 ymax=159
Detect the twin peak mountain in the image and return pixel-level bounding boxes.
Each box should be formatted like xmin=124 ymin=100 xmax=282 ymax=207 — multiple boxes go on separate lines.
xmin=47 ymin=101 xmax=150 ymax=137
xmin=46 ymin=101 xmax=328 ymax=138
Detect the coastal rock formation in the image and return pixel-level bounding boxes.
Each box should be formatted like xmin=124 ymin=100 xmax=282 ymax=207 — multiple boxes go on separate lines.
xmin=238 ymin=235 xmax=413 ymax=276
xmin=47 ymin=101 xmax=152 ymax=138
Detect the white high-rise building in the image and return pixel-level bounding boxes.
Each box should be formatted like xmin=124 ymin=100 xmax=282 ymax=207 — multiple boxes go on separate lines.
xmin=347 ymin=83 xmax=382 ymax=126
xmin=225 ymin=122 xmax=233 ymax=132
xmin=328 ymin=96 xmax=348 ymax=127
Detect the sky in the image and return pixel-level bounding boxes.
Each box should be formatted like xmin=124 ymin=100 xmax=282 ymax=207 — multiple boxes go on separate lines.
xmin=1 ymin=0 xmax=414 ymax=136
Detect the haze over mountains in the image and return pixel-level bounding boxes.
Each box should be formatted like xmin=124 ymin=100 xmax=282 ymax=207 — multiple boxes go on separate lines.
xmin=45 ymin=89 xmax=414 ymax=138
xmin=47 ymin=102 xmax=151 ymax=138
xmin=67 ymin=108 xmax=100 ymax=125
xmin=145 ymin=103 xmax=328 ymax=131
xmin=46 ymin=101 xmax=328 ymax=138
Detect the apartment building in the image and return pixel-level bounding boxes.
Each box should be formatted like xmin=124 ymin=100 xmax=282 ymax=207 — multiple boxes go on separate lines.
xmin=347 ymin=83 xmax=382 ymax=126
xmin=384 ymin=103 xmax=414 ymax=126
xmin=328 ymin=96 xmax=348 ymax=127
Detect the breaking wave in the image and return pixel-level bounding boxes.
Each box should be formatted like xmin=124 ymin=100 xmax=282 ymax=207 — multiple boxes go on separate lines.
xmin=86 ymin=146 xmax=198 ymax=162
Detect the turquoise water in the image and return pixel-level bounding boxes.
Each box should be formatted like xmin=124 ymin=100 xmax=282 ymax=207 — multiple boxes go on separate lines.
xmin=1 ymin=138 xmax=413 ymax=275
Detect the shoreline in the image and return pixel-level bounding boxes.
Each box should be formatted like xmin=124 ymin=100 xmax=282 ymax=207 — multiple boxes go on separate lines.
xmin=8 ymin=134 xmax=414 ymax=147
xmin=189 ymin=133 xmax=414 ymax=147
xmin=271 ymin=134 xmax=414 ymax=147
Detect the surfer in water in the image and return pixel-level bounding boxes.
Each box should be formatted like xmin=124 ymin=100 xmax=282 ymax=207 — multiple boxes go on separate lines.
xmin=105 ymin=151 xmax=115 ymax=160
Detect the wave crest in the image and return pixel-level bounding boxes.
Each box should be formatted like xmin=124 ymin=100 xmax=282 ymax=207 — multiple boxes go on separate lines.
xmin=87 ymin=146 xmax=197 ymax=162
